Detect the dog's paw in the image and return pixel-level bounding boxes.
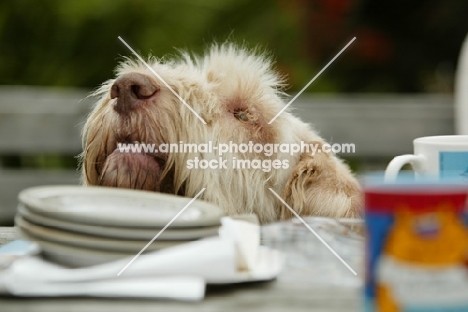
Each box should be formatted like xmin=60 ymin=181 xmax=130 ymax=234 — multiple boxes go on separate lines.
xmin=280 ymin=146 xmax=362 ymax=220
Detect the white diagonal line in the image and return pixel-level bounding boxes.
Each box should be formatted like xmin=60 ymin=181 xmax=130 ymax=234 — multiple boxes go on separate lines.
xmin=268 ymin=37 xmax=356 ymax=124
xmin=117 ymin=188 xmax=206 ymax=276
xmin=268 ymin=188 xmax=357 ymax=275
xmin=118 ymin=36 xmax=207 ymax=125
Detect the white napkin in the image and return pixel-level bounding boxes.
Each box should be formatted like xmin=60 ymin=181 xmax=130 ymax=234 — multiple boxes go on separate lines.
xmin=218 ymin=215 xmax=260 ymax=271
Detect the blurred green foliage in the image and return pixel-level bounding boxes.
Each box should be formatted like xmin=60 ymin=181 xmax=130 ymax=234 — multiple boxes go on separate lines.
xmin=1 ymin=0 xmax=467 ymax=92
xmin=0 ymin=0 xmax=332 ymax=91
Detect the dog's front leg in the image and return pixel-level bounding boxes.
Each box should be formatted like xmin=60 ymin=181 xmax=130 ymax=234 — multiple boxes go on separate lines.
xmin=279 ymin=142 xmax=362 ymax=220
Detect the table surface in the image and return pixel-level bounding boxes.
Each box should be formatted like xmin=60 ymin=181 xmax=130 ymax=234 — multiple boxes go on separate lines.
xmin=0 ymin=227 xmax=361 ymax=312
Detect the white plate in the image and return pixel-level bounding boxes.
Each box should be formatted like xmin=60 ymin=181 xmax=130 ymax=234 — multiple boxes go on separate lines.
xmin=17 ymin=229 xmax=131 ymax=267
xmin=18 ymin=204 xmax=220 ymax=240
xmin=19 ymin=185 xmax=224 ymax=227
xmin=208 ymin=247 xmax=285 ymax=284
xmin=16 ymin=215 xmax=184 ymax=254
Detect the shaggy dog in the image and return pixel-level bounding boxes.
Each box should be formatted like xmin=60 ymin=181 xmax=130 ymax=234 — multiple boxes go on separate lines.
xmin=81 ymin=44 xmax=362 ymax=223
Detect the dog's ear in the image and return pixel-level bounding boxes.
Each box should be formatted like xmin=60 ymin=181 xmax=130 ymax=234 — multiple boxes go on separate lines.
xmin=280 ymin=141 xmax=362 ymax=220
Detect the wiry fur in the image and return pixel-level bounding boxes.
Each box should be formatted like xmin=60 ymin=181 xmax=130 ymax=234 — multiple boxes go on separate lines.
xmin=81 ymin=43 xmax=362 ymax=223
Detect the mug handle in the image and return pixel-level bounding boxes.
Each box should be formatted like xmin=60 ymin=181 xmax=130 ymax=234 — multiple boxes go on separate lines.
xmin=384 ymin=154 xmax=427 ymax=182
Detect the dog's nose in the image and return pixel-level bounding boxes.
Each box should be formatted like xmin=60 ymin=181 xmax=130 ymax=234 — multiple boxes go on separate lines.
xmin=110 ymin=73 xmax=159 ymax=114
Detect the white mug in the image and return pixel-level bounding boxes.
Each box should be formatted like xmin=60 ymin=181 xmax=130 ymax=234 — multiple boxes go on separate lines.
xmin=384 ymin=135 xmax=468 ymax=181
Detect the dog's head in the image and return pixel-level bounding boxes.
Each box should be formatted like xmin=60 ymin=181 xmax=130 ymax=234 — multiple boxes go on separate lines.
xmin=81 ymin=43 xmax=362 ymax=222
xmin=81 ymin=44 xmax=298 ymax=196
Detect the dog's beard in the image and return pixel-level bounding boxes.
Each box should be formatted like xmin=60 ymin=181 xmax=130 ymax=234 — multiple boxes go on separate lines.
xmin=83 ymin=106 xmax=177 ymax=193
xmin=99 ymin=149 xmax=163 ymax=192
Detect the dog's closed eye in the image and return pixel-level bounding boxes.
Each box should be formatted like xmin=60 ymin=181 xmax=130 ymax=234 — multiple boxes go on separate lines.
xmin=233 ymin=109 xmax=251 ymax=122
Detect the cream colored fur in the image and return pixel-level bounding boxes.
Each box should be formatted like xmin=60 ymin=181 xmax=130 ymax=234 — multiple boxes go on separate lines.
xmin=81 ymin=44 xmax=362 ymax=223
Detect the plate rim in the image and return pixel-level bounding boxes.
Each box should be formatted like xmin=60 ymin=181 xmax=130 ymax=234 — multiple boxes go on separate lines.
xmin=15 ymin=215 xmax=184 ymax=253
xmin=17 ymin=229 xmax=129 ymax=267
xmin=17 ymin=204 xmax=220 ymax=240
xmin=18 ymin=185 xmax=224 ymax=227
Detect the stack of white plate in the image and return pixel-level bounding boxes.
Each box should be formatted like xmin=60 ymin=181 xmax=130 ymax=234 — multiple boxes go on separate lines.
xmin=16 ymin=186 xmax=224 ymax=267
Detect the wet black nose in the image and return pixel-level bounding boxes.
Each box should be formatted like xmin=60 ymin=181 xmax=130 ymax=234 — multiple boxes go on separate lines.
xmin=110 ymin=73 xmax=159 ymax=114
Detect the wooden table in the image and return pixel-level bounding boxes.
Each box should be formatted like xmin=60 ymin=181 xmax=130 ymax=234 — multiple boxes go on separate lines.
xmin=0 ymin=227 xmax=360 ymax=312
